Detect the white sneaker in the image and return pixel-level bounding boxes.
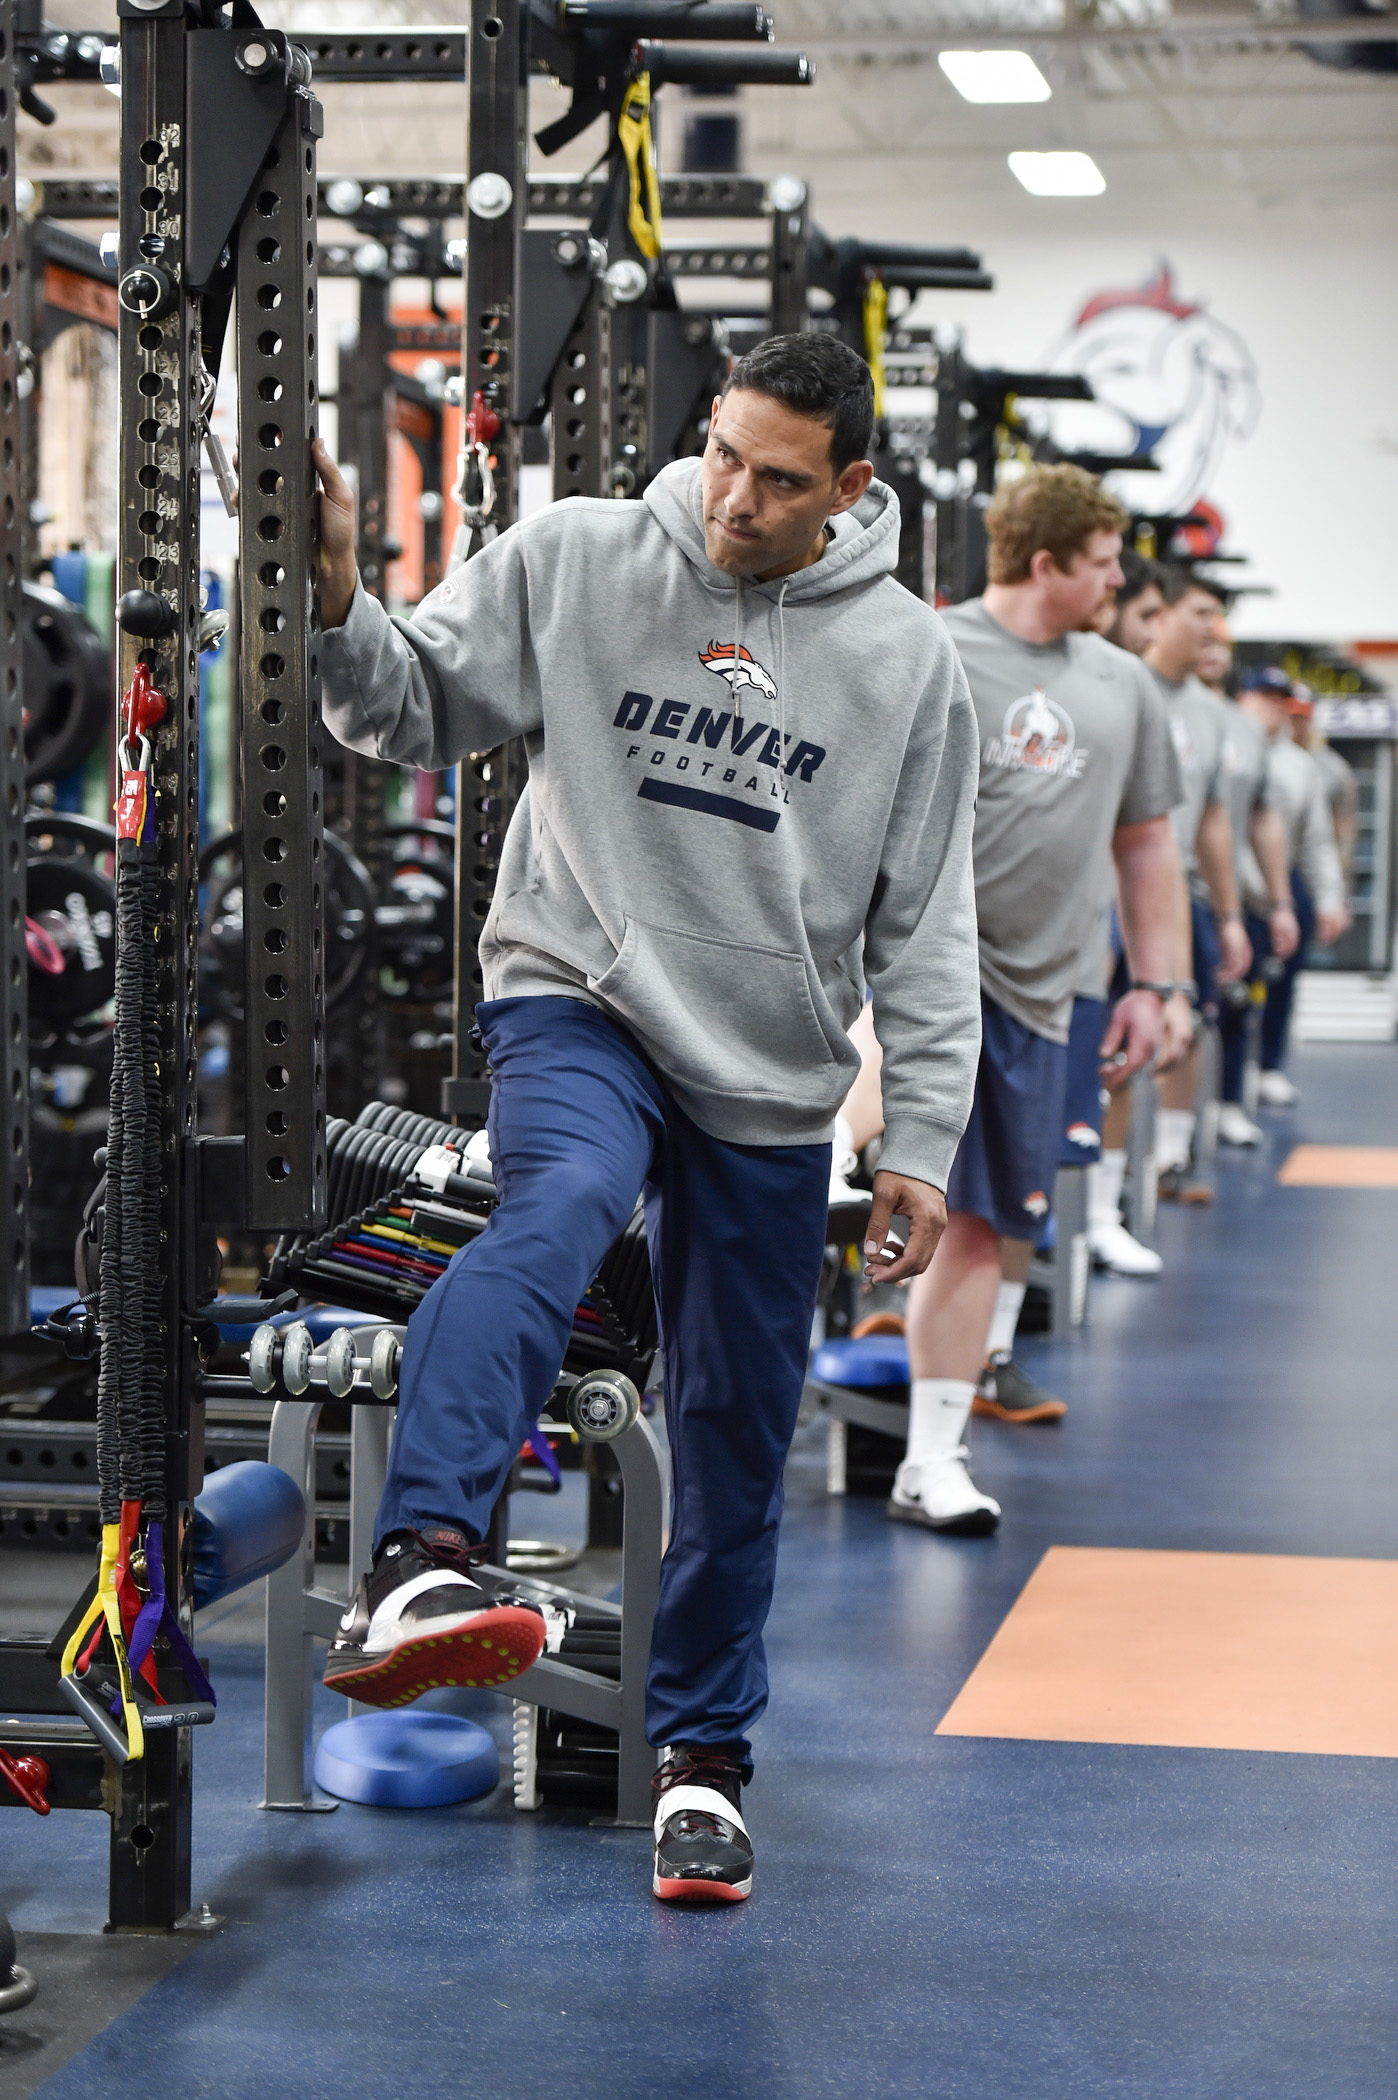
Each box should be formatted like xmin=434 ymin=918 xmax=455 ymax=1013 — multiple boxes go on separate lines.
xmin=829 ymin=1162 xmax=871 ymax=1208
xmin=887 ymin=1452 xmax=1000 ymax=1537
xmin=1256 ymin=1070 xmax=1299 ymax=1108
xmin=1218 ymin=1103 xmax=1264 ymax=1147
xmin=829 ymin=1115 xmax=871 ymax=1210
xmin=1088 ymin=1219 xmax=1163 ymax=1277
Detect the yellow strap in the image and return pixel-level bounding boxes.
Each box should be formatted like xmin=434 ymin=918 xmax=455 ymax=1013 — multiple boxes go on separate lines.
xmin=366 ymin=1221 xmax=458 ymax=1257
xmin=61 ymin=1522 xmax=145 ymax=1762
xmin=617 ymin=74 xmax=663 ymax=262
xmin=863 ymin=277 xmax=888 ymax=420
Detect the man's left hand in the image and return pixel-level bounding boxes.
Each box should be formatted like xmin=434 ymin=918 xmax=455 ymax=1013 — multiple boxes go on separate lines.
xmin=1099 ymin=989 xmax=1165 ymax=1087
xmin=1155 ymin=989 xmax=1196 ymax=1072
xmin=1216 ymin=914 xmax=1253 ymax=982
xmin=863 ymin=1172 xmax=946 ymax=1285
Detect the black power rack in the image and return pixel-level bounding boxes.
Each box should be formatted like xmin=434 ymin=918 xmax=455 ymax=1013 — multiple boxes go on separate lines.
xmin=0 ymin=0 xmax=813 ymax=1929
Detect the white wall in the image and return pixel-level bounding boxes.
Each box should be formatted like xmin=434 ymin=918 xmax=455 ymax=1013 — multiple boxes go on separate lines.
xmin=808 ymin=189 xmax=1398 ymax=644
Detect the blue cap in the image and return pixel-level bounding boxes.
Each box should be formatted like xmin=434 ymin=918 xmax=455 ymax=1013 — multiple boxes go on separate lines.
xmin=1236 ymin=664 xmax=1294 ymax=699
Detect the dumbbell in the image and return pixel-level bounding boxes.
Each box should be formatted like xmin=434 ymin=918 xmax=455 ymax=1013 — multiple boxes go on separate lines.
xmin=564 ymin=1369 xmax=641 ymax=1443
xmin=0 ymin=1907 xmax=38 ymax=2017
xmin=247 ymin=1321 xmax=406 ymax=1400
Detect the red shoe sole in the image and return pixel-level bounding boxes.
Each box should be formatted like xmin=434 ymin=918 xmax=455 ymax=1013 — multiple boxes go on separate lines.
xmin=323 ymin=1606 xmax=545 ymax=1709
xmin=653 ymin=1875 xmax=750 ymax=1904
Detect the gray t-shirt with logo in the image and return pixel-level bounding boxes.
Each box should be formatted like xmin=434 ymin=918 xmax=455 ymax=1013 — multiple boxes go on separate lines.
xmin=943 ymin=600 xmax=1183 ymax=1043
xmin=1148 ymin=668 xmax=1226 ymax=872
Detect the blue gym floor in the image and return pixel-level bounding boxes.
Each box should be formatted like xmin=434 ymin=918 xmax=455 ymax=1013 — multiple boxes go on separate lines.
xmin=5 ymin=1043 xmax=1396 ymax=2099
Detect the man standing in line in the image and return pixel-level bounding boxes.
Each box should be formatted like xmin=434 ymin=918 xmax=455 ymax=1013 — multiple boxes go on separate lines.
xmin=894 ymin=466 xmax=1183 ymax=1532
xmin=309 ymin=334 xmax=983 ymax=1904
xmin=1077 ymin=548 xmax=1192 ymax=1275
xmin=1223 ymin=668 xmax=1349 ymax=1126
xmin=1140 ymin=569 xmax=1251 ymax=1193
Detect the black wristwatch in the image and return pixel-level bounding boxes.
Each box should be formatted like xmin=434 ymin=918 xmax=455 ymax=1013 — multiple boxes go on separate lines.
xmin=1131 ymin=981 xmax=1177 ymax=1000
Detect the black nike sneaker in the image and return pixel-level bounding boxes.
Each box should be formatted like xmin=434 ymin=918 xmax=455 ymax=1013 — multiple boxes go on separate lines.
xmin=972 ymin=1351 xmax=1067 ymax=1425
xmin=323 ymin=1526 xmax=546 ymax=1707
xmin=652 ymin=1746 xmax=753 ymax=1904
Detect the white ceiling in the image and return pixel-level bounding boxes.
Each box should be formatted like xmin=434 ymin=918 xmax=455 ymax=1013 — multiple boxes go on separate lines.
xmin=28 ymin=0 xmax=1398 ymax=226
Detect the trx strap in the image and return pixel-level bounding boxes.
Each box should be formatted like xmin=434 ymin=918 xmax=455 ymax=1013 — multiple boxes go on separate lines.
xmin=60 ymin=1522 xmax=144 ymax=1764
xmin=60 ymin=660 xmax=215 ymax=1757
xmin=863 ymin=277 xmax=888 ymax=421
xmin=617 ymin=72 xmax=663 ymax=262
xmin=125 ymin=1519 xmax=216 ymax=1713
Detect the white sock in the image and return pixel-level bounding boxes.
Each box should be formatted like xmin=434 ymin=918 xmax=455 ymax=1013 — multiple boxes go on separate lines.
xmin=906 ymin=1378 xmax=975 ymax=1465
xmin=1155 ymin=1108 xmax=1195 ymax=1172
xmin=985 ymin=1281 xmax=1025 ymax=1360
xmin=1088 ymin=1150 xmax=1127 ymax=1231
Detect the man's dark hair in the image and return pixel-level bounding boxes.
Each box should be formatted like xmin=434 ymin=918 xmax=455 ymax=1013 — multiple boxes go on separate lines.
xmin=721 ymin=332 xmax=875 ymax=475
xmin=1158 ymin=563 xmax=1227 ymax=609
xmin=1117 ymin=549 xmax=1164 ymax=606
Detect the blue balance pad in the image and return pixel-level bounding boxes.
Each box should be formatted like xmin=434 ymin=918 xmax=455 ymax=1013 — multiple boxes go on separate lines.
xmin=810 ymin=1334 xmax=910 ymax=1388
xmin=314 ymin=1712 xmax=500 ymax=1809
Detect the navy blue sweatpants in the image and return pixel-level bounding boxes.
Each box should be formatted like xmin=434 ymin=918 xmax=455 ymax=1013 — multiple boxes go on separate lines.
xmin=374 ymin=995 xmax=831 ymax=1758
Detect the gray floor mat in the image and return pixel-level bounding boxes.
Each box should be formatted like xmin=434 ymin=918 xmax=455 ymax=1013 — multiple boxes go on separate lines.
xmin=0 ymin=1930 xmax=206 ymax=2100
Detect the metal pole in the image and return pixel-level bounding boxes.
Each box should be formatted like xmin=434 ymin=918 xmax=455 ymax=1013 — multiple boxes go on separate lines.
xmin=236 ymin=88 xmax=328 ymax=1231
xmin=446 ymin=0 xmax=527 ymax=1121
xmin=0 ymin=0 xmax=28 ymax=1340
xmin=108 ymin=1 xmax=203 ymax=1930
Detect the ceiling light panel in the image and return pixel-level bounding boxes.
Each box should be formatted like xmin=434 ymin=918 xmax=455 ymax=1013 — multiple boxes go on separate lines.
xmin=1008 ymin=150 xmax=1107 ymax=195
xmin=938 ymin=50 xmax=1052 ymax=103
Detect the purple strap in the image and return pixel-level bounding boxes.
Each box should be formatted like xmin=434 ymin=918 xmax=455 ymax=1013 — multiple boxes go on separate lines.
xmin=114 ymin=1521 xmax=216 ymax=1715
xmin=527 ymin=1425 xmax=562 ymax=1486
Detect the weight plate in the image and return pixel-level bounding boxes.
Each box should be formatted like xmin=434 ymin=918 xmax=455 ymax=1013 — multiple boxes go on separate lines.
xmin=370 ymin=1325 xmax=401 ymax=1400
xmin=198 ymin=829 xmax=375 ymax=1021
xmin=281 ymin=1321 xmax=312 ymax=1395
xmin=26 ymin=856 xmax=116 ymax=1027
xmin=248 ymin=1323 xmax=281 ymax=1395
xmin=22 ymin=580 xmax=112 ymax=787
xmin=323 ymin=1328 xmax=356 ymax=1399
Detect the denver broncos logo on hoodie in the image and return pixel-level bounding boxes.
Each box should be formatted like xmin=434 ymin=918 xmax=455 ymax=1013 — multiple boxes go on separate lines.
xmin=698 ymin=641 xmax=779 ymax=704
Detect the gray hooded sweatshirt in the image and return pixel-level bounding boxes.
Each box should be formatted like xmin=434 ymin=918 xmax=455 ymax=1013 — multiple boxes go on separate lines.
xmin=320 ymin=457 xmax=981 ymax=1189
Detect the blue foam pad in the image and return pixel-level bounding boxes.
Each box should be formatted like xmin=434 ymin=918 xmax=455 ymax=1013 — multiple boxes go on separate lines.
xmin=810 ymin=1334 xmax=910 ymax=1388
xmin=192 ymin=1460 xmax=305 ymax=1609
xmin=30 ymin=1286 xmax=74 ymax=1321
xmin=314 ymin=1712 xmax=500 ymax=1809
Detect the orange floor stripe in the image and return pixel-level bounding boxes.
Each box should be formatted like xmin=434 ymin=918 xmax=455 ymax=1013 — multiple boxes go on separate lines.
xmin=1277 ymin=1145 xmax=1398 ymax=1188
xmin=936 ymin=1546 xmax=1398 ymax=1758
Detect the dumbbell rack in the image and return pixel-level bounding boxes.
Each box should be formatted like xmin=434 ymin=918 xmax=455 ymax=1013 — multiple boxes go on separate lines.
xmin=252 ymin=1320 xmax=667 ymax=1829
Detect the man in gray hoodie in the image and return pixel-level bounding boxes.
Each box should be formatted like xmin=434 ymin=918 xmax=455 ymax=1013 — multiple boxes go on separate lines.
xmin=309 ymin=333 xmax=981 ymax=1903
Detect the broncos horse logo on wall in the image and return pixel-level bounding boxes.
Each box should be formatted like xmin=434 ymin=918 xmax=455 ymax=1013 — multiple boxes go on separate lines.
xmin=1040 ymin=263 xmax=1261 ymax=520
xmin=699 ymin=641 xmax=779 ymax=704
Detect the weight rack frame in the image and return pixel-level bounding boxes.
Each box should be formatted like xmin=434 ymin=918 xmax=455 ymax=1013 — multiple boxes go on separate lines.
xmin=1 ymin=0 xmax=28 ymax=1341
xmin=0 ymin=3 xmax=334 ymax=1931
xmin=3 ymin=1 xmax=815 ymax=1913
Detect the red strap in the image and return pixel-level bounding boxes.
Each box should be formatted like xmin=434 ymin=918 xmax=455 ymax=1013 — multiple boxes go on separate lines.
xmin=114 ymin=1499 xmax=161 ymax=1697
xmin=115 ymin=768 xmax=148 ymax=842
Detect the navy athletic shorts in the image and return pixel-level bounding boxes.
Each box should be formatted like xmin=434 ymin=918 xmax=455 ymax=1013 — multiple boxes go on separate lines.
xmin=946 ymin=995 xmax=1069 ymax=1240
xmin=1060 ymin=995 xmax=1109 ymax=1167
xmin=1191 ymin=895 xmax=1221 ymax=1019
